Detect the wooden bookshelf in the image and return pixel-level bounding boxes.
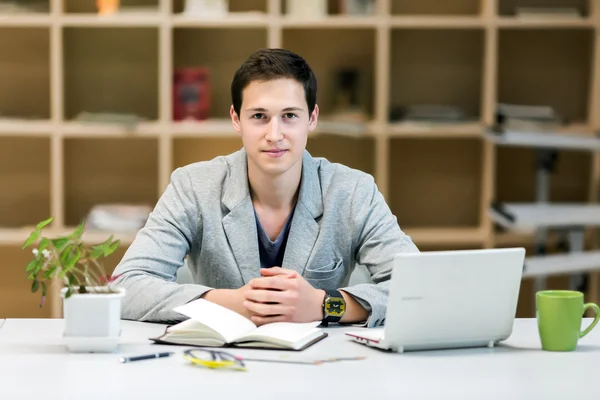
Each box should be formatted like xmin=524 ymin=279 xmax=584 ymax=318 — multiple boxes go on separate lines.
xmin=0 ymin=0 xmax=599 ymax=318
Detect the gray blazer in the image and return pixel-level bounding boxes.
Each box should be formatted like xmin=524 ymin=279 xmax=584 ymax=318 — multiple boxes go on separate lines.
xmin=112 ymin=148 xmax=419 ymax=327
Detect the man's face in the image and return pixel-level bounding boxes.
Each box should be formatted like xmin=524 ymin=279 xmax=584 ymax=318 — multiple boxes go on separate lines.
xmin=231 ymin=78 xmax=318 ymax=177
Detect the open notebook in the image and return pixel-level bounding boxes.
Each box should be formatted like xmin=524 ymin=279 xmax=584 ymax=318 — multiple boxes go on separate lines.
xmin=150 ymin=299 xmax=328 ymax=351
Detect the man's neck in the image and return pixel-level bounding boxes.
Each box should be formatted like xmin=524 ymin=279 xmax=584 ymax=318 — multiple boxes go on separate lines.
xmin=248 ymin=160 xmax=302 ymax=212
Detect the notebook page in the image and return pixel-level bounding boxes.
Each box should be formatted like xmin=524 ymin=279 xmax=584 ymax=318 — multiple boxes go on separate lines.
xmin=237 ymin=321 xmax=321 ymax=344
xmin=173 ymin=299 xmax=257 ymax=343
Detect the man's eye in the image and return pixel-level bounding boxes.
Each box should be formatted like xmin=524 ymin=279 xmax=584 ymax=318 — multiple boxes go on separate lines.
xmin=252 ymin=113 xmax=265 ymax=119
xmin=284 ymin=113 xmax=297 ymax=119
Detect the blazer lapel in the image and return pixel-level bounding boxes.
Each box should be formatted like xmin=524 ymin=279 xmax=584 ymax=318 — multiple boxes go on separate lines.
xmin=282 ymin=151 xmax=323 ymax=276
xmin=222 ymin=149 xmax=261 ymax=284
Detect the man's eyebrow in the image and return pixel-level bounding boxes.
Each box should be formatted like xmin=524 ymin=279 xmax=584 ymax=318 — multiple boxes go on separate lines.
xmin=244 ymin=107 xmax=305 ymax=112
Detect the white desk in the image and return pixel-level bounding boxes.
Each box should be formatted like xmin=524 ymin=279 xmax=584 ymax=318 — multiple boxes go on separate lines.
xmin=1 ymin=318 xmax=599 ymax=400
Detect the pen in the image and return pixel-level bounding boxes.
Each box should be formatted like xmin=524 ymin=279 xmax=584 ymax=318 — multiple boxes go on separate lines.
xmin=118 ymin=352 xmax=175 ymax=363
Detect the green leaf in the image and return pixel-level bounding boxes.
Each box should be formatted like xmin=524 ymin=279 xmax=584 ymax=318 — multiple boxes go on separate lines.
xmin=68 ymin=272 xmax=78 ymax=287
xmin=105 ymin=239 xmax=120 ymax=257
xmin=22 ymin=230 xmax=40 ymax=249
xmin=32 ymin=258 xmax=45 ymax=275
xmin=38 ymin=238 xmax=50 ymax=253
xmin=90 ymin=244 xmax=104 ymax=259
xmin=36 ymin=217 xmax=54 ymax=231
xmin=65 ymin=286 xmax=72 ymax=299
xmin=43 ymin=266 xmax=57 ymax=279
xmin=51 ymin=237 xmax=69 ymax=252
xmin=69 ymin=221 xmax=85 ymax=240
xmin=25 ymin=259 xmax=37 ymax=273
xmin=31 ymin=280 xmax=40 ymax=293
xmin=64 ymin=246 xmax=82 ymax=269
xmin=59 ymin=244 xmax=73 ymax=266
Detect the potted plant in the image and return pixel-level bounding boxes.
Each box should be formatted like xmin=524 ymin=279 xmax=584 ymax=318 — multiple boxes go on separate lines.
xmin=23 ymin=216 xmax=125 ymax=353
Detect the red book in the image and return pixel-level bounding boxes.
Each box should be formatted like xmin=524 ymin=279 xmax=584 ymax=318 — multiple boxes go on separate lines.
xmin=173 ymin=68 xmax=211 ymax=121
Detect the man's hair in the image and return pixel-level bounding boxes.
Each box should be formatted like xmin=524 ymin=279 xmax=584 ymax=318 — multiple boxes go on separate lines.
xmin=231 ymin=48 xmax=317 ymax=117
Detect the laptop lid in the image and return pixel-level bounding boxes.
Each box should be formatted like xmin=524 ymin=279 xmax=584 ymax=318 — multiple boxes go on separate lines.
xmin=382 ymin=247 xmax=525 ymax=351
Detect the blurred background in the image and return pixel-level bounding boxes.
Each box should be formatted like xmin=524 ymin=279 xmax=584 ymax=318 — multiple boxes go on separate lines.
xmin=1 ymin=0 xmax=599 ymax=320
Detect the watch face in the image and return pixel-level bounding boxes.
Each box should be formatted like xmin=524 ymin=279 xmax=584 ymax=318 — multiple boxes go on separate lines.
xmin=325 ymin=297 xmax=346 ymax=317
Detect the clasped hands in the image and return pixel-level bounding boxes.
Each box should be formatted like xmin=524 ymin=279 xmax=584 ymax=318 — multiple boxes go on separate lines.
xmin=239 ymin=267 xmax=324 ymax=326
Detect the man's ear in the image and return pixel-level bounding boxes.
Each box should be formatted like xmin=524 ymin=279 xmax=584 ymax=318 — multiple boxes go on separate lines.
xmin=308 ymin=104 xmax=319 ymax=132
xmin=230 ymin=105 xmax=241 ymax=133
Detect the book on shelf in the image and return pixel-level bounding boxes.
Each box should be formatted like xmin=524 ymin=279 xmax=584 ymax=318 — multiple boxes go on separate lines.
xmin=150 ymin=298 xmax=328 ymax=351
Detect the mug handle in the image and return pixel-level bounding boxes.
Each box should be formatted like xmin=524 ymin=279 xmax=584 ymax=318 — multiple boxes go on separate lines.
xmin=580 ymin=303 xmax=600 ymax=339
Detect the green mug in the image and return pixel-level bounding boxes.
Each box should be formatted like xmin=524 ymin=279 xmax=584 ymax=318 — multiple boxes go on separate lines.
xmin=536 ymin=290 xmax=600 ymax=351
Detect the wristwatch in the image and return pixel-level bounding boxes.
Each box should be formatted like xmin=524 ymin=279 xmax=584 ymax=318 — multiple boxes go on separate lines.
xmin=321 ymin=289 xmax=346 ymax=326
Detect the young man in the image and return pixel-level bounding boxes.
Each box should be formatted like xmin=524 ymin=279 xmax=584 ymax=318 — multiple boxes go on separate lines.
xmin=112 ymin=48 xmax=419 ymax=328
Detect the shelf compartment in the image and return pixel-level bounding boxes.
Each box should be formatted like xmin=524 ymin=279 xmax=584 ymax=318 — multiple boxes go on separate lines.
xmin=63 ymin=28 xmax=159 ymax=122
xmin=172 ymin=138 xmax=242 ymax=169
xmin=0 ymin=246 xmax=54 ymax=318
xmin=306 ymin=134 xmax=375 ymax=176
xmin=64 ymin=0 xmax=159 ymax=14
xmin=391 ymin=0 xmax=480 ymax=15
xmin=389 ymin=29 xmax=484 ymax=126
xmin=173 ymin=28 xmax=267 ymax=120
xmin=388 ymin=138 xmax=483 ymax=228
xmin=495 ymin=147 xmax=592 ymax=204
xmin=498 ymin=29 xmax=593 ymax=125
xmin=282 ymin=28 xmax=376 ymax=121
xmin=498 ymin=0 xmax=589 ymax=17
xmin=64 ymin=138 xmax=159 ymax=227
xmin=0 ymin=137 xmax=51 ymax=228
xmin=0 ymin=28 xmax=50 ymax=121
xmin=174 ymin=0 xmax=267 ymax=14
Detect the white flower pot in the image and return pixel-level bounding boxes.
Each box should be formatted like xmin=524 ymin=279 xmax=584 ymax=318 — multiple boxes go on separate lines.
xmin=61 ymin=286 xmax=125 ymax=353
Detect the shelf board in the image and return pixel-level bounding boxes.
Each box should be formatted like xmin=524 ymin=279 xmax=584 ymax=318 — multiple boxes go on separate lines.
xmin=485 ymin=129 xmax=600 ymax=151
xmin=280 ymin=15 xmax=378 ymax=28
xmin=0 ymin=119 xmax=53 ymax=135
xmin=390 ymin=16 xmax=484 ymax=29
xmin=172 ymin=13 xmax=268 ymax=28
xmin=315 ymin=120 xmax=375 ymax=137
xmin=497 ymin=16 xmax=595 ymax=28
xmin=62 ymin=121 xmax=162 ymax=137
xmin=522 ymin=250 xmax=600 ymax=279
xmin=171 ymin=119 xmax=374 ymax=138
xmin=0 ymin=13 xmax=52 ymax=26
xmin=0 ymin=227 xmax=136 ymax=246
xmin=490 ymin=203 xmax=600 ymax=233
xmin=404 ymin=227 xmax=485 ymax=246
xmin=61 ymin=13 xmax=162 ymax=27
xmin=171 ymin=119 xmax=237 ymax=137
xmin=388 ymin=121 xmax=482 ymax=138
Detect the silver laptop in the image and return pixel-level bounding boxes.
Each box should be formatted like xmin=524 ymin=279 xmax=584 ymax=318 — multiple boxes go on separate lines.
xmin=345 ymin=247 xmax=525 ymax=353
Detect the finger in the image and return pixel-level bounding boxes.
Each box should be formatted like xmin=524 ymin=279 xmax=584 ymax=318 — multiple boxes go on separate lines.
xmin=243 ymin=300 xmax=289 ymax=317
xmin=249 ymin=276 xmax=293 ymax=291
xmin=244 ymin=289 xmax=285 ymax=304
xmin=251 ymin=314 xmax=288 ymax=326
xmin=260 ymin=267 xmax=298 ymax=278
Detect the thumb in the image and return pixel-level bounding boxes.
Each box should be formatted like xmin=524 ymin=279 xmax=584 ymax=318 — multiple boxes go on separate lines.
xmin=260 ymin=267 xmax=298 ymax=278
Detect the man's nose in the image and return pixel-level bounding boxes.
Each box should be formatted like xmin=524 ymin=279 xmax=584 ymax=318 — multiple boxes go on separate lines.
xmin=265 ymin=119 xmax=283 ymax=141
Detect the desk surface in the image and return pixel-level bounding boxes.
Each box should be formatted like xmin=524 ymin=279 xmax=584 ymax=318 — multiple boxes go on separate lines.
xmin=1 ymin=318 xmax=599 ymax=400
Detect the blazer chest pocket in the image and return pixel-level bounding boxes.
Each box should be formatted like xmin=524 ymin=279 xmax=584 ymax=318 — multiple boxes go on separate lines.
xmin=304 ymin=259 xmax=345 ymax=289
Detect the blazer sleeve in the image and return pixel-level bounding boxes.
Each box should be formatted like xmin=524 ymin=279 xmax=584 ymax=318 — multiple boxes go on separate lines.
xmin=111 ymin=167 xmax=210 ymax=322
xmin=339 ymin=174 xmax=419 ymax=328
